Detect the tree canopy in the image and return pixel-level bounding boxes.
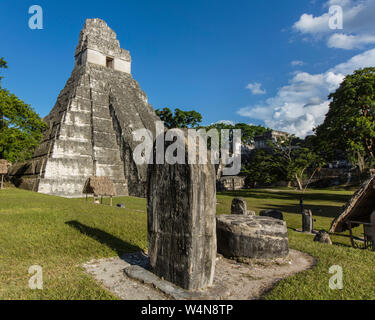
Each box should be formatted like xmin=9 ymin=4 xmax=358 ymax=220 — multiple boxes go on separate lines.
xmin=0 ymin=58 xmax=47 ymax=163
xmin=203 ymin=122 xmax=269 ymax=146
xmin=271 ymin=136 xmax=324 ymax=190
xmin=0 ymin=57 xmax=7 ymax=82
xmin=241 ymin=149 xmax=282 ymax=188
xmin=155 ymin=107 xmax=269 ymax=149
xmin=155 ymin=107 xmax=203 ymax=129
xmin=242 ymin=135 xmax=324 ymax=190
xmin=315 ymin=67 xmax=375 ymax=171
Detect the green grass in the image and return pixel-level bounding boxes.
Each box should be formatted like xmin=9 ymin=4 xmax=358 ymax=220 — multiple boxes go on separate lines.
xmin=1 ymin=187 xmax=374 ymax=300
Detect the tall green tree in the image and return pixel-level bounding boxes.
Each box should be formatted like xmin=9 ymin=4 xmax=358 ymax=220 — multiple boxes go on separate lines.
xmin=0 ymin=58 xmax=47 ymax=163
xmin=270 ymin=136 xmax=324 ymax=191
xmin=203 ymin=122 xmax=269 ymax=146
xmin=156 ymin=107 xmax=203 ymax=128
xmin=242 ymin=135 xmax=324 ymax=191
xmin=241 ymin=149 xmax=282 ymax=188
xmin=315 ymin=67 xmax=375 ymax=172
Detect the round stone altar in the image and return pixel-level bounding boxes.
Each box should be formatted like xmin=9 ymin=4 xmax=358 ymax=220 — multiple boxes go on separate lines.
xmin=216 ymin=215 xmax=289 ymax=259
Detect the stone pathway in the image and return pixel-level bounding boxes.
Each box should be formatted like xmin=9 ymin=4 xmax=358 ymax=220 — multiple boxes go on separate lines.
xmin=82 ymin=249 xmax=316 ymax=300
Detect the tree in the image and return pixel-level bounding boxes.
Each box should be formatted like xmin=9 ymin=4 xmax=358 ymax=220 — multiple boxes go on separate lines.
xmin=270 ymin=136 xmax=324 ymax=191
xmin=234 ymin=123 xmax=268 ymax=145
xmin=203 ymin=122 xmax=269 ymax=146
xmin=241 ymin=135 xmax=324 ymax=191
xmin=0 ymin=57 xmax=7 ymax=82
xmin=241 ymin=149 xmax=282 ymax=188
xmin=155 ymin=107 xmax=203 ymax=128
xmin=315 ymin=67 xmax=375 ymax=172
xmin=0 ymin=58 xmax=47 ymax=163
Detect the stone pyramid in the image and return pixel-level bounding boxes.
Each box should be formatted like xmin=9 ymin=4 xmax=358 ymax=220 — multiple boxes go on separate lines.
xmin=10 ymin=19 xmax=158 ymax=197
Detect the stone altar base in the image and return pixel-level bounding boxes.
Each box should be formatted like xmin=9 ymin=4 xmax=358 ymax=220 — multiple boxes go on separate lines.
xmin=216 ymin=215 xmax=289 ymax=259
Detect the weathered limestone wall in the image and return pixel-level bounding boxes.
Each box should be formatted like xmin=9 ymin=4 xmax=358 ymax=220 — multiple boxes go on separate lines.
xmin=9 ymin=19 xmax=158 ymax=198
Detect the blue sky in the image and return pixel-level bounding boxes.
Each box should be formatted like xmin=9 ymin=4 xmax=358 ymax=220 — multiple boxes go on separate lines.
xmin=1 ymin=0 xmax=375 ymax=137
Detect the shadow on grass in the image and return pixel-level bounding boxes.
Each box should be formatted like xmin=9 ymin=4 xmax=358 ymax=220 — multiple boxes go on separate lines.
xmin=66 ymin=221 xmax=142 ymax=255
xmin=220 ymin=189 xmax=352 ymax=203
xmin=258 ymin=203 xmax=343 ymax=218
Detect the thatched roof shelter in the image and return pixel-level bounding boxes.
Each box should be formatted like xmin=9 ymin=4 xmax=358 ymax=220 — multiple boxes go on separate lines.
xmin=82 ymin=177 xmax=116 ymax=197
xmin=0 ymin=160 xmax=11 ymax=175
xmin=330 ymin=176 xmax=375 ymax=233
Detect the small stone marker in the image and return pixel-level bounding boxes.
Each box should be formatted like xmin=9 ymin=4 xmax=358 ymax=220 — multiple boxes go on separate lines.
xmin=247 ymin=210 xmax=256 ymax=216
xmin=147 ymin=133 xmax=217 ymax=291
xmin=260 ymin=209 xmax=283 ymax=221
xmin=231 ymin=198 xmax=247 ymax=215
xmin=313 ymin=230 xmax=332 ymax=245
xmin=302 ymin=209 xmax=314 ymax=233
xmin=117 ymin=203 xmax=126 ymax=208
xmin=216 ymin=215 xmax=289 ymax=259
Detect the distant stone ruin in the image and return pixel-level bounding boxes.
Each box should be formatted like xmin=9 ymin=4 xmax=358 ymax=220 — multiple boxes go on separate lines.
xmin=9 ymin=19 xmax=158 ymax=197
xmin=217 ymin=175 xmax=245 ymax=191
xmin=147 ymin=132 xmax=217 ymax=291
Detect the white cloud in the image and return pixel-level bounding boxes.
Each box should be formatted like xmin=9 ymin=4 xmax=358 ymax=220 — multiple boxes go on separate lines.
xmin=237 ymin=48 xmax=375 ymax=138
xmin=293 ymin=12 xmax=331 ymax=35
xmin=237 ymin=105 xmax=273 ymax=120
xmin=328 ymin=33 xmax=375 ymax=49
xmin=331 ymin=47 xmax=375 ymax=73
xmin=246 ymin=82 xmax=266 ymax=95
xmin=214 ymin=120 xmax=235 ymax=126
xmin=291 ymin=60 xmax=305 ymax=66
xmin=293 ymin=0 xmax=375 ymax=49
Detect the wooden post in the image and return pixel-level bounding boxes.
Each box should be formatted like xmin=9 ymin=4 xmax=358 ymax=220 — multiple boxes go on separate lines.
xmin=348 ymin=221 xmax=355 ymax=248
xmin=110 ymin=196 xmax=113 ymax=207
xmin=101 ymin=196 xmax=103 ymax=204
xmin=0 ymin=174 xmax=3 ymax=190
xmin=300 ymin=197 xmax=304 ymax=213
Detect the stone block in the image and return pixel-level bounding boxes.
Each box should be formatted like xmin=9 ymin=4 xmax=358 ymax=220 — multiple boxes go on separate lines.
xmin=260 ymin=209 xmax=284 ymax=221
xmin=313 ymin=230 xmax=332 ymax=245
xmin=231 ymin=198 xmax=247 ymax=215
xmin=302 ymin=209 xmax=314 ymax=233
xmin=216 ymin=215 xmax=289 ymax=259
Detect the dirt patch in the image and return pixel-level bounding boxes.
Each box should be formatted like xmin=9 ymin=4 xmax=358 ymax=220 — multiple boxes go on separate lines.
xmin=82 ymin=249 xmax=316 ymax=300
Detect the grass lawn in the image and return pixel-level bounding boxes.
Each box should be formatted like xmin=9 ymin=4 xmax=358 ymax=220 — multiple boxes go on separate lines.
xmin=0 ymin=187 xmax=374 ymax=300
